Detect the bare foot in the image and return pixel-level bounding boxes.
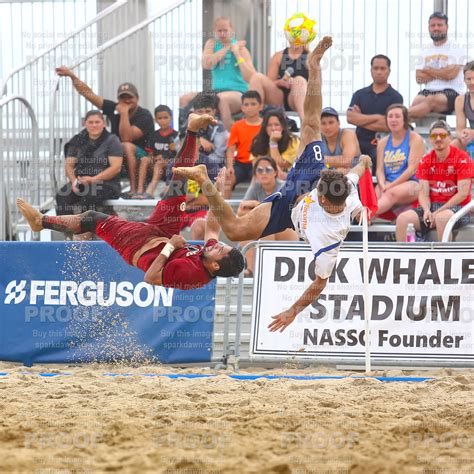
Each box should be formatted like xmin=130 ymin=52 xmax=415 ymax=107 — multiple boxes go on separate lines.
xmin=172 ymin=164 xmax=210 ymax=185
xmin=187 ymin=113 xmax=218 ymax=133
xmin=16 ymin=198 xmax=43 ymax=232
xmin=308 ymin=36 xmax=332 ymax=68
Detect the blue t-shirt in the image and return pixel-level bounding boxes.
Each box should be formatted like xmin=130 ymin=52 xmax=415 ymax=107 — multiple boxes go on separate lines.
xmin=383 ymin=130 xmax=412 ymax=183
xmin=211 ymin=39 xmax=248 ymax=93
xmin=349 ymin=85 xmax=403 ymax=146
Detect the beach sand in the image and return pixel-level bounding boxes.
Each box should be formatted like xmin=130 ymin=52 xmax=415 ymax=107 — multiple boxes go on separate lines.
xmin=0 ymin=363 xmax=472 ymax=473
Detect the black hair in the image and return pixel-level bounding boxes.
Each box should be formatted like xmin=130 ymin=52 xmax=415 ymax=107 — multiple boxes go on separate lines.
xmin=214 ymin=248 xmax=245 ymax=277
xmin=252 ymin=156 xmax=278 ymax=176
xmin=154 ymin=104 xmax=172 ymax=116
xmin=317 ymin=169 xmax=351 ymax=206
xmin=241 ymin=90 xmax=262 ymax=104
xmin=84 ymin=110 xmax=105 ymax=121
xmin=250 ymin=109 xmax=293 ymax=156
xmin=371 ymin=54 xmax=391 ymax=68
xmin=193 ymin=91 xmax=220 ymax=110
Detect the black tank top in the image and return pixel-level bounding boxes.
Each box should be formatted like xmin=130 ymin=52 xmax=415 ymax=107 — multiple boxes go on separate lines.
xmin=464 ymin=94 xmax=474 ymax=128
xmin=278 ymin=47 xmax=309 ymax=81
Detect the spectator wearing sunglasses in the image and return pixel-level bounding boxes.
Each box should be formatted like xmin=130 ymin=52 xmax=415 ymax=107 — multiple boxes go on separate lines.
xmin=396 ymin=120 xmax=473 ymax=241
xmin=237 ymin=156 xmax=298 ymax=275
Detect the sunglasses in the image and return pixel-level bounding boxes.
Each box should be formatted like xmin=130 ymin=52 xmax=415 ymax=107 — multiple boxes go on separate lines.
xmin=256 ymin=166 xmax=275 ymax=174
xmin=429 ymin=132 xmax=449 ymax=140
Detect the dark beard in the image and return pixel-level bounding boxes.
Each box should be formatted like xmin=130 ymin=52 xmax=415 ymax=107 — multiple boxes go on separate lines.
xmin=430 ymin=32 xmax=447 ymax=42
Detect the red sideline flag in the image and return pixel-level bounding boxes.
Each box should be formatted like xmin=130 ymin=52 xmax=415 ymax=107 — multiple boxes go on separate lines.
xmin=359 ymin=169 xmax=378 ymax=220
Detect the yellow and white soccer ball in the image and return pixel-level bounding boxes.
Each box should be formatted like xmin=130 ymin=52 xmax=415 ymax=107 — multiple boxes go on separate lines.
xmin=284 ymin=13 xmax=317 ymax=46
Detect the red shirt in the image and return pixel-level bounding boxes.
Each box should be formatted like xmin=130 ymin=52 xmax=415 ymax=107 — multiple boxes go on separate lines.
xmin=228 ymin=119 xmax=261 ymax=164
xmin=137 ymin=239 xmax=217 ymax=290
xmin=416 ymin=146 xmax=473 ymax=206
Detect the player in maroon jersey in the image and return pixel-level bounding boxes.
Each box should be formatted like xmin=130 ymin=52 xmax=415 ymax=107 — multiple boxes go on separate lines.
xmin=17 ymin=114 xmax=244 ymax=290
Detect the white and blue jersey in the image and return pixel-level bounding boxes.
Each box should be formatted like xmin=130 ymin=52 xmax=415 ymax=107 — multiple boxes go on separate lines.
xmin=260 ymin=140 xmax=326 ymax=238
xmin=291 ymin=173 xmax=362 ymax=279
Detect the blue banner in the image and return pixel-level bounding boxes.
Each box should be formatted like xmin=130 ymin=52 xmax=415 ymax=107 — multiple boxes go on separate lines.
xmin=0 ymin=242 xmax=216 ymax=365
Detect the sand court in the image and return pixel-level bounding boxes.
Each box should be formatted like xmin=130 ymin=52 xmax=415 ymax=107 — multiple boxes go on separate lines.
xmin=0 ymin=363 xmax=473 ymax=473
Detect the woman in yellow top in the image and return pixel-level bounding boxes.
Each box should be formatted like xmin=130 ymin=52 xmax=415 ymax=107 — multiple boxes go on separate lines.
xmin=249 ymin=109 xmax=300 ymax=177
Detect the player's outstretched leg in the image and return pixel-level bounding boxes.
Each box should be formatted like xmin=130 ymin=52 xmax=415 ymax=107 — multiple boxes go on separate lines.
xmin=163 ymin=113 xmax=217 ymax=200
xmin=17 ymin=198 xmax=107 ymax=235
xmin=172 ymin=164 xmax=245 ymax=237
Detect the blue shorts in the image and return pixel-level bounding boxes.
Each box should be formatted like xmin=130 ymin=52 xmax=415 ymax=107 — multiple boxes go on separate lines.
xmin=260 ymin=140 xmax=326 ymax=238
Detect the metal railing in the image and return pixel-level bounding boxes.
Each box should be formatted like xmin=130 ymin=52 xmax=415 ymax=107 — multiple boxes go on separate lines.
xmin=269 ymin=0 xmax=474 ymax=114
xmin=49 ymin=0 xmax=201 ymax=194
xmin=0 ymin=95 xmax=39 ymax=241
xmin=442 ymin=200 xmax=474 ymax=242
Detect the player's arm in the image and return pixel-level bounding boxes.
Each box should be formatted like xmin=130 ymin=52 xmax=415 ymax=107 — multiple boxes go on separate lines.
xmin=299 ymin=37 xmax=332 ymax=152
xmin=55 ymin=66 xmax=104 ymax=109
xmin=143 ymin=235 xmax=186 ymax=286
xmin=268 ymin=276 xmax=328 ymax=332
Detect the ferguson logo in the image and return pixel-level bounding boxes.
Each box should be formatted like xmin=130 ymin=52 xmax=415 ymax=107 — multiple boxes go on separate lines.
xmin=4 ymin=280 xmax=27 ymax=304
xmin=3 ymin=280 xmax=173 ymax=307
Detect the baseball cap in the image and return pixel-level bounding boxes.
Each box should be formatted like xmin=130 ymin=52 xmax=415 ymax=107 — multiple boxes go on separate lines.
xmin=117 ymin=82 xmax=139 ymax=98
xmin=321 ymin=107 xmax=339 ymax=119
xmin=429 ymin=119 xmax=451 ymax=134
xmin=429 ymin=11 xmax=448 ymax=22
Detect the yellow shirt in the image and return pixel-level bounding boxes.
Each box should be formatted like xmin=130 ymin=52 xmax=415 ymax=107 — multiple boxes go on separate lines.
xmin=250 ymin=136 xmax=300 ymax=167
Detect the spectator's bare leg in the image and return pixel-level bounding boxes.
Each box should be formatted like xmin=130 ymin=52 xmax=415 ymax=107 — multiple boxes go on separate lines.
xmin=395 ymin=210 xmax=420 ymax=242
xmin=288 ymin=76 xmax=308 ymax=120
xmin=136 ymin=155 xmax=152 ymax=195
xmin=122 ymin=142 xmax=138 ymax=194
xmin=376 ymin=181 xmax=419 ymax=216
xmin=217 ymin=91 xmax=243 ymax=130
xmin=434 ymin=209 xmax=454 ymax=241
xmin=145 ymin=158 xmax=167 ymax=196
xmin=300 ymin=36 xmax=332 ymax=146
xmin=248 ymin=73 xmax=285 ymax=107
xmin=408 ymin=94 xmax=449 ymax=120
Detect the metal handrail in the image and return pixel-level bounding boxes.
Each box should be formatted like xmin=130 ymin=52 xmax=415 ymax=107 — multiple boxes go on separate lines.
xmin=0 ymin=95 xmax=40 ymax=240
xmin=442 ymin=200 xmax=474 ymax=242
xmin=0 ymin=0 xmax=129 ymax=97
xmin=49 ymin=0 xmax=191 ymax=193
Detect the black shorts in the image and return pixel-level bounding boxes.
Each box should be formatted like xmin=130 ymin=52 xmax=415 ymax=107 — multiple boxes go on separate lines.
xmin=417 ymin=88 xmax=459 ymax=114
xmin=234 ymin=161 xmax=253 ymax=186
xmin=278 ymin=86 xmax=292 ymax=111
xmin=413 ymin=202 xmax=471 ymax=236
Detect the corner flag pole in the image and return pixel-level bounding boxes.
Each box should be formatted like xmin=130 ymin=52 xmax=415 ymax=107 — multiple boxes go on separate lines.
xmin=362 ymin=206 xmax=371 ymax=373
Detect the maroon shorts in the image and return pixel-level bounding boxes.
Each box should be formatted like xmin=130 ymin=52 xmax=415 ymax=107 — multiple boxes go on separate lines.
xmin=95 ymin=196 xmax=185 ymax=265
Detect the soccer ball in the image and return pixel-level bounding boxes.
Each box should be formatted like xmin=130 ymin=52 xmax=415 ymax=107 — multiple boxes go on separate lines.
xmin=284 ymin=13 xmax=317 ymax=46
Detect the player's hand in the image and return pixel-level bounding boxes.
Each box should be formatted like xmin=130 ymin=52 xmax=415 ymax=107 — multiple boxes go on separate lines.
xmin=360 ymin=154 xmax=372 ymax=170
xmin=169 ymin=234 xmax=186 ymax=249
xmin=55 ymin=66 xmax=74 ymax=78
xmin=268 ymin=308 xmax=297 ymax=333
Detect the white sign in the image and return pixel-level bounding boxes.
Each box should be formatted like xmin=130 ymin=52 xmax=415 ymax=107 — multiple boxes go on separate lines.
xmin=250 ymin=243 xmax=474 ymax=365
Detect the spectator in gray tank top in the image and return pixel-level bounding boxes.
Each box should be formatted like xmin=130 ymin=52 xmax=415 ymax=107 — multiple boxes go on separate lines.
xmin=452 ymin=61 xmax=474 ymax=151
xmin=320 ymin=107 xmax=360 ymax=173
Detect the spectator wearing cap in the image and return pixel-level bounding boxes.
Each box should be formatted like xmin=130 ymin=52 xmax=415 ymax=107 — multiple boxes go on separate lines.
xmin=347 ymin=55 xmax=403 ymax=173
xmin=56 ymin=66 xmax=155 ymax=195
xmin=408 ymin=12 xmax=466 ymax=121
xmin=395 ymin=120 xmax=473 ymax=242
xmin=320 ymin=107 xmax=360 ymax=173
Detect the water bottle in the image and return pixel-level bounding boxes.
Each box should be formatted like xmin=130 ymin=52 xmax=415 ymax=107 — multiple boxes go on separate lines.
xmin=466 ymin=141 xmax=474 ymax=161
xmin=406 ymin=223 xmax=416 ymax=243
